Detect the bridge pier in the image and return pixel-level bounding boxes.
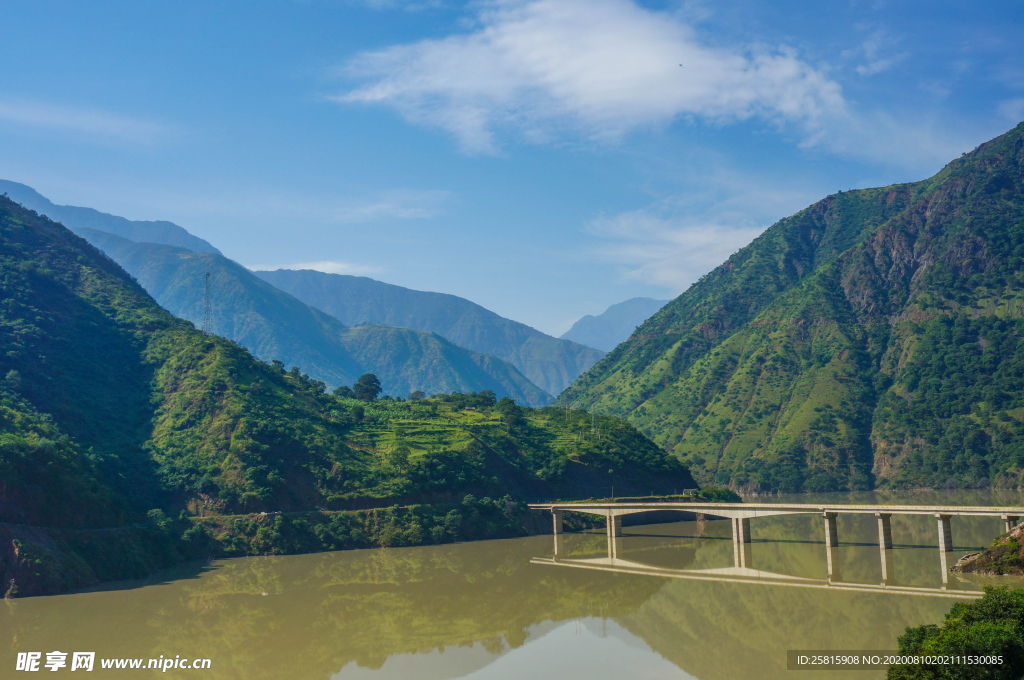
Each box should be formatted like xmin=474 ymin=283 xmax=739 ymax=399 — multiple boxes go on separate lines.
xmin=731 ymin=517 xmax=751 ymax=544
xmin=825 ymin=540 xmax=840 ymax=580
xmin=823 ymin=512 xmax=839 ymax=547
xmin=607 ymin=514 xmax=622 ymax=538
xmin=552 ymin=509 xmax=563 ymax=535
xmin=936 ymin=514 xmax=953 ymax=552
xmin=880 ymin=549 xmax=897 ymax=585
xmin=875 ymin=513 xmax=893 ymax=550
xmin=1003 ymin=515 xmax=1020 ymax=534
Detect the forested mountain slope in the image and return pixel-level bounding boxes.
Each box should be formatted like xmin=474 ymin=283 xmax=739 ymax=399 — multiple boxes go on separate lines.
xmin=561 ymin=297 xmax=670 ymax=352
xmin=0 ymin=196 xmax=693 ymax=593
xmin=0 ymin=179 xmax=222 ymax=254
xmin=255 ymin=268 xmax=605 ymax=396
xmin=560 ymin=121 xmax=1024 ymax=492
xmin=80 ymin=229 xmax=551 ymax=406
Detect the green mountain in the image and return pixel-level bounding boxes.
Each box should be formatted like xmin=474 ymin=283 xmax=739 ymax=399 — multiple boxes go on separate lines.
xmin=77 ymin=228 xmax=551 ymax=406
xmin=0 ymin=196 xmax=693 ymax=592
xmin=0 ymin=179 xmax=222 ymax=254
xmin=560 ymin=121 xmax=1024 ymax=493
xmin=255 ymin=268 xmax=605 ymax=396
xmin=560 ymin=297 xmax=670 ymax=352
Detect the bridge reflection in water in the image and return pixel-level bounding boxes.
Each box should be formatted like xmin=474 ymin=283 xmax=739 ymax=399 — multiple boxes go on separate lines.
xmin=528 ymin=501 xmax=1024 ymax=599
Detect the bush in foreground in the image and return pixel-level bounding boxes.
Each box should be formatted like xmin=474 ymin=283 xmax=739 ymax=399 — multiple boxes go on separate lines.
xmin=888 ymin=586 xmax=1024 ymax=679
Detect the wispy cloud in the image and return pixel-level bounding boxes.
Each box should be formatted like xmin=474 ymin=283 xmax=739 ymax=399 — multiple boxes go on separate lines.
xmin=333 ymin=0 xmax=845 ymax=154
xmin=0 ymin=99 xmax=171 ymax=145
xmin=844 ymin=28 xmax=908 ymax=76
xmin=333 ymin=189 xmax=452 ymax=222
xmin=251 ymin=260 xmax=384 ymax=276
xmin=589 ymin=211 xmax=764 ymax=290
xmin=585 ymin=161 xmax=818 ymax=292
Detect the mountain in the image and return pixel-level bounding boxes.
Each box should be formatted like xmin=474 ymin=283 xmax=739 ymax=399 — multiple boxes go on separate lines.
xmin=78 ymin=228 xmax=551 ymax=406
xmin=0 ymin=195 xmax=694 ymax=594
xmin=560 ymin=121 xmax=1024 ymax=493
xmin=0 ymin=179 xmax=222 ymax=254
xmin=560 ymin=297 xmax=671 ymax=351
xmin=254 ymin=269 xmax=605 ymax=396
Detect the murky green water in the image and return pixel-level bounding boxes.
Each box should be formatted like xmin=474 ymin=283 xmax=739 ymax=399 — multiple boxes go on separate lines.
xmin=5 ymin=491 xmax=1024 ymax=679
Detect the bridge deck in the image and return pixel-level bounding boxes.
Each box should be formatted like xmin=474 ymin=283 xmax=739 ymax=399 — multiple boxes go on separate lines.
xmin=528 ymin=502 xmax=1024 ymax=518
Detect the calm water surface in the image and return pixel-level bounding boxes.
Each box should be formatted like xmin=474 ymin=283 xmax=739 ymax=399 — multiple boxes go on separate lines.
xmin=5 ymin=490 xmax=1024 ymax=679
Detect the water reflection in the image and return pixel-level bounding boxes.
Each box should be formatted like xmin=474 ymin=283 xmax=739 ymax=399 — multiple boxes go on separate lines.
xmin=5 ymin=495 xmax=1022 ymax=679
xmin=540 ymin=517 xmax=982 ymax=599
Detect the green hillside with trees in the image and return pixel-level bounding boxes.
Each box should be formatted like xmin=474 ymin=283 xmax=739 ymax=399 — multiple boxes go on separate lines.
xmin=0 ymin=195 xmax=692 ymax=594
xmin=79 ymin=229 xmax=552 ymax=407
xmin=560 ymin=121 xmax=1024 ymax=493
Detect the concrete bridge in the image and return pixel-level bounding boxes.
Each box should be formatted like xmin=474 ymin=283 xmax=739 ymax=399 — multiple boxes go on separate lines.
xmin=529 ymin=501 xmax=1024 ymax=582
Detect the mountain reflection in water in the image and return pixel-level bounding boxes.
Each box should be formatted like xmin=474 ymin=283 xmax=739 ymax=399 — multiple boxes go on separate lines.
xmin=6 ymin=493 xmax=1021 ymax=679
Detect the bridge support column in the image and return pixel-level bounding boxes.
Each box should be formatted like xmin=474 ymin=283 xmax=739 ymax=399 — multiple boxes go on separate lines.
xmin=731 ymin=517 xmax=751 ymax=544
xmin=936 ymin=514 xmax=953 ymax=552
xmin=880 ymin=549 xmax=897 ymax=585
xmin=825 ymin=539 xmax=839 ymax=580
xmin=876 ymin=513 xmax=893 ymax=550
xmin=606 ymin=514 xmax=622 ymax=538
xmin=552 ymin=509 xmax=563 ymax=535
xmin=1003 ymin=515 xmax=1020 ymax=534
xmin=823 ymin=512 xmax=839 ymax=548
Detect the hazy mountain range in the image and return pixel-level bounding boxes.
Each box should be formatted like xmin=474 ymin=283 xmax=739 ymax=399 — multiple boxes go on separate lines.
xmin=79 ymin=229 xmax=550 ymax=406
xmin=561 ymin=120 xmax=1024 ymax=493
xmin=559 ymin=297 xmax=670 ymax=352
xmin=0 ymin=179 xmax=604 ymax=403
xmin=0 ymin=180 xmax=222 ymax=255
xmin=256 ymin=269 xmax=604 ymax=396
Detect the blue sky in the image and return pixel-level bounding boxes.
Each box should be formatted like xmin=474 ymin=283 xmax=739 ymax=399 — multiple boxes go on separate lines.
xmin=1 ymin=1 xmax=1021 ymax=335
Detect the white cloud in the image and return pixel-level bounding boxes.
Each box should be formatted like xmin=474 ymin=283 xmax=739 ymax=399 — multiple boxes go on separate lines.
xmin=845 ymin=29 xmax=907 ymax=76
xmin=334 ymin=0 xmax=845 ymax=153
xmin=252 ymin=261 xmax=384 ymax=276
xmin=583 ymin=159 xmax=818 ymax=292
xmin=333 ymin=189 xmax=452 ymax=222
xmin=0 ymin=99 xmax=170 ymax=145
xmin=588 ymin=209 xmax=764 ymax=290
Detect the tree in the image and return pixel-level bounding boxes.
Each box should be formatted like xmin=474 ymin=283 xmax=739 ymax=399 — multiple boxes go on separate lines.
xmin=333 ymin=385 xmax=355 ymax=399
xmin=888 ymin=586 xmax=1024 ymax=679
xmin=408 ymin=390 xmax=426 ymax=401
xmin=353 ymin=373 xmax=382 ymax=402
xmin=498 ymin=397 xmax=524 ymax=428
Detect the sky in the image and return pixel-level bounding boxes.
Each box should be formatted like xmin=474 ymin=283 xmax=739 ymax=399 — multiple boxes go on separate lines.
xmin=0 ymin=1 xmax=1021 ymax=335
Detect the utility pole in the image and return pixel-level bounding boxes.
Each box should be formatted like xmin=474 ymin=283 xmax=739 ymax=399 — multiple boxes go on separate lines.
xmin=203 ymin=271 xmax=212 ymax=335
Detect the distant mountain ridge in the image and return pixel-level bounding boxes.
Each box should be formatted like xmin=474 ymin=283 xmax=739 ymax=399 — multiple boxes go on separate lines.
xmin=0 ymin=179 xmax=222 ymax=255
xmin=255 ymin=269 xmax=605 ymax=396
xmin=80 ymin=228 xmax=551 ymax=406
xmin=560 ymin=297 xmax=670 ymax=352
xmin=561 ymin=120 xmax=1024 ymax=493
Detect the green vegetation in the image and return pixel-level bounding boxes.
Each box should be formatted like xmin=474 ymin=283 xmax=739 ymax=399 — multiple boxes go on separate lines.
xmin=953 ymin=525 xmax=1024 ymax=576
xmin=0 ymin=195 xmax=692 ymax=595
xmin=888 ymin=587 xmax=1024 ymax=679
xmin=255 ymin=267 xmax=606 ymax=396
xmin=560 ymin=121 xmax=1024 ymax=493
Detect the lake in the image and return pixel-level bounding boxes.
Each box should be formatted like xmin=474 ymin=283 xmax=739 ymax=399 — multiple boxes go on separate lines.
xmin=5 ymin=490 xmax=1023 ymax=679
